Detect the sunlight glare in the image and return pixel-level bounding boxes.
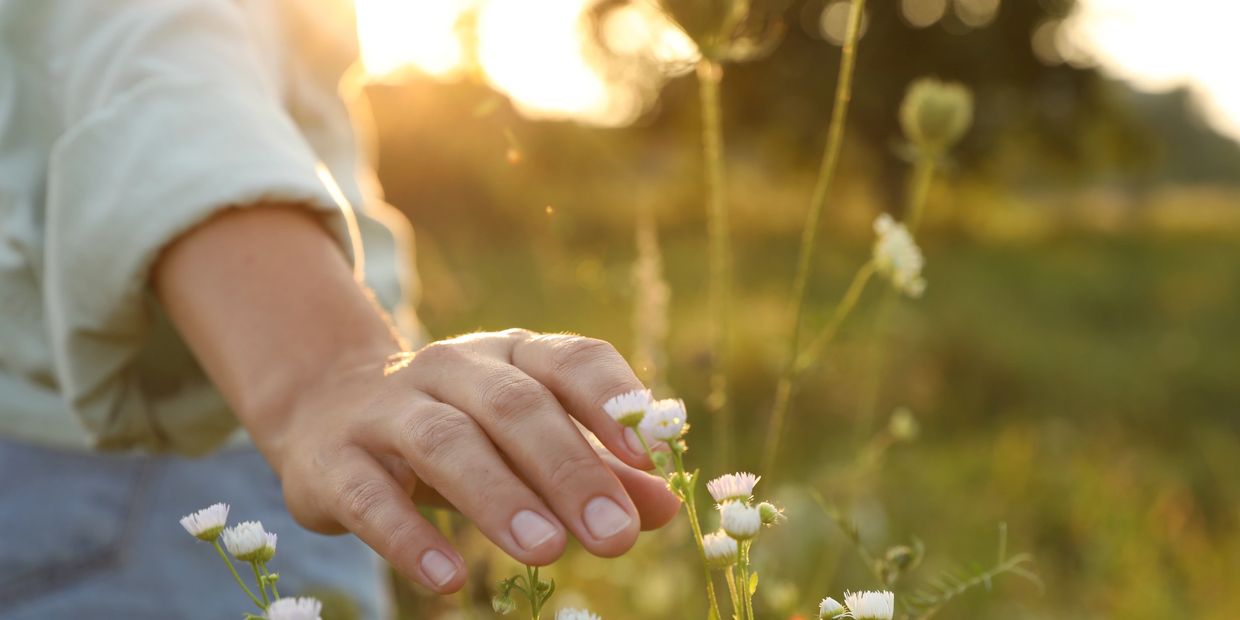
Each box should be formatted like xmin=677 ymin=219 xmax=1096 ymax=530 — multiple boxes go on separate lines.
xmin=1065 ymin=0 xmax=1240 ymax=142
xmin=354 ymin=0 xmax=471 ymax=78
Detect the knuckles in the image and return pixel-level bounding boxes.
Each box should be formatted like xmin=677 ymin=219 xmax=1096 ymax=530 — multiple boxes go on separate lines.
xmin=478 ymin=371 xmax=554 ymax=420
xmin=549 ymin=337 xmax=619 ymax=378
xmin=402 ymin=405 xmax=478 ymax=462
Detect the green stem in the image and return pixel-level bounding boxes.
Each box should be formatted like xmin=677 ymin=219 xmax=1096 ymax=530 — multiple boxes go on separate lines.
xmin=738 ymin=541 xmax=755 ymax=620
xmin=905 ymin=155 xmax=937 ymax=232
xmin=763 ymin=0 xmax=869 ymax=481
xmin=723 ymin=568 xmax=741 ymax=620
xmin=251 ymin=562 xmax=270 ymax=606
xmin=213 ymin=541 xmax=264 ymax=610
xmin=527 ymin=565 xmax=542 ymax=620
xmin=763 ymin=260 xmax=876 ymax=476
xmin=796 ymin=261 xmax=877 ymax=373
xmin=668 ymin=446 xmax=724 ymax=619
xmin=635 ymin=432 xmax=670 ymax=480
xmin=260 ymin=562 xmax=280 ymax=600
xmin=697 ymin=58 xmax=733 ymax=471
xmin=855 ymin=156 xmax=938 ymax=440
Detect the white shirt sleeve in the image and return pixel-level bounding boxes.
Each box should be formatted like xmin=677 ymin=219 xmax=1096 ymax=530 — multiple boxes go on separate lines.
xmin=27 ymin=0 xmax=361 ymax=450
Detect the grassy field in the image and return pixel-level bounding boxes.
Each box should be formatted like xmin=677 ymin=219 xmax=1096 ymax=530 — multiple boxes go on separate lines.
xmin=389 ymin=215 xmax=1240 ymax=618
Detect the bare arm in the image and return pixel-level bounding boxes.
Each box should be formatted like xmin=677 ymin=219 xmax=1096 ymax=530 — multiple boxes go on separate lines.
xmin=153 ymin=205 xmax=679 ymax=592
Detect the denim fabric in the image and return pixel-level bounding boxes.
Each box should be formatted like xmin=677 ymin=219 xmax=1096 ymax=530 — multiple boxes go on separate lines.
xmin=0 ymin=439 xmax=392 ymax=619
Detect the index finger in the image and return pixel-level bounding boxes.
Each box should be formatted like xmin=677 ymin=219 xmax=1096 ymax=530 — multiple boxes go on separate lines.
xmin=510 ymin=333 xmax=654 ymax=469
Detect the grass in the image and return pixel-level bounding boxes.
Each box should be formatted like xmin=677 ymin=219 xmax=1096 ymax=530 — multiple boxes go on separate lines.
xmin=398 ymin=221 xmax=1240 ymax=619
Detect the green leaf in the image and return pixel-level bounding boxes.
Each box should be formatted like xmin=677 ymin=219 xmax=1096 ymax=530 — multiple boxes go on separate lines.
xmin=748 ymin=571 xmax=759 ymax=595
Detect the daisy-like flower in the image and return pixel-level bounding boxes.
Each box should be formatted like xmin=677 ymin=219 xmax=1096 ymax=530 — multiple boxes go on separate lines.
xmin=265 ymin=596 xmax=323 ymax=620
xmin=602 ymin=389 xmax=653 ymax=427
xmin=702 ymin=530 xmax=739 ymax=568
xmin=872 ymin=214 xmax=926 ymax=298
xmin=844 ymin=590 xmax=895 ymax=620
xmin=819 ymin=596 xmax=846 ymax=619
xmin=257 ymin=531 xmax=278 ymax=562
xmin=555 ymin=608 xmax=602 ymax=620
xmin=222 ymin=521 xmax=273 ymax=562
xmin=706 ymin=472 xmax=760 ymax=504
xmin=179 ymin=503 xmax=229 ymax=541
xmin=719 ymin=501 xmax=761 ymax=541
xmin=639 ymin=398 xmax=688 ymax=442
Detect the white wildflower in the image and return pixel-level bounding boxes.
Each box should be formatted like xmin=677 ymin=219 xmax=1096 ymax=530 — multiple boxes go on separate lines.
xmin=179 ymin=503 xmax=229 ymax=541
xmin=819 ymin=596 xmax=846 ymax=619
xmin=222 ymin=521 xmax=272 ymax=562
xmin=258 ymin=531 xmax=278 ymax=562
xmin=602 ymin=389 xmax=653 ymax=427
xmin=639 ymin=398 xmax=687 ymax=442
xmin=555 ymin=608 xmax=602 ymax=620
xmin=872 ymin=214 xmax=926 ymax=298
xmin=706 ymin=472 xmax=760 ymax=504
xmin=719 ymin=501 xmax=762 ymax=541
xmin=844 ymin=590 xmax=895 ymax=620
xmin=702 ymin=530 xmax=739 ymax=568
xmin=265 ymin=596 xmax=323 ymax=620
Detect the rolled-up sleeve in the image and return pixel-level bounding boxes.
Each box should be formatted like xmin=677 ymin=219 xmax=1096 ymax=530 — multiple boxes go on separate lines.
xmin=30 ymin=0 xmax=361 ymax=452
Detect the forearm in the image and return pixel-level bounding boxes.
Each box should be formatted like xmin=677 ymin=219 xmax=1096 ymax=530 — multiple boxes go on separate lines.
xmin=152 ymin=205 xmax=401 ymax=454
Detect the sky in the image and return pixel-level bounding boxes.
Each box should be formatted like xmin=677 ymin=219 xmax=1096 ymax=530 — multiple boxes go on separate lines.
xmin=353 ymin=0 xmax=1240 ymax=142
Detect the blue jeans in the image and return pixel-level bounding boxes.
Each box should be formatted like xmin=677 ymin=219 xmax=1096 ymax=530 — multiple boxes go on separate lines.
xmin=0 ymin=439 xmax=391 ymax=619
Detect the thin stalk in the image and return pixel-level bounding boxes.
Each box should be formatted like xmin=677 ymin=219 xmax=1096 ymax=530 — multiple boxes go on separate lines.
xmin=213 ymin=541 xmax=264 ymax=610
xmin=796 ymin=261 xmax=877 ymax=373
xmin=854 ymin=155 xmax=937 ymax=440
xmin=738 ymin=541 xmax=755 ymax=620
xmin=435 ymin=511 xmax=478 ymax=620
xmin=251 ymin=562 xmax=270 ymax=606
xmin=526 ymin=565 xmax=542 ymax=620
xmin=724 ymin=568 xmax=742 ymax=620
xmin=697 ymin=59 xmax=733 ymax=470
xmin=905 ymin=155 xmax=937 ymax=231
xmin=671 ymin=448 xmax=724 ymax=619
xmin=763 ymin=0 xmax=869 ymax=480
xmin=261 ymin=561 xmax=281 ymax=599
xmin=635 ymin=432 xmax=670 ymax=480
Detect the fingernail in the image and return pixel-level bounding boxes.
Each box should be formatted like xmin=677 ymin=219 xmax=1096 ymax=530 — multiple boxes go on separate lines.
xmin=582 ymin=496 xmax=633 ymax=540
xmin=624 ymin=428 xmax=646 ymax=456
xmin=511 ymin=510 xmax=559 ymax=550
xmin=420 ymin=549 xmax=458 ymax=587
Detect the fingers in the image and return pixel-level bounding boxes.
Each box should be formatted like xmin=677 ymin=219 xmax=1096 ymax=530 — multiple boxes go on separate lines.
xmin=598 ymin=451 xmax=682 ymax=531
xmin=510 ymin=333 xmax=653 ymax=469
xmin=374 ymin=398 xmax=568 ymax=566
xmin=322 ymin=451 xmax=466 ymax=593
xmin=408 ymin=348 xmax=642 ymax=557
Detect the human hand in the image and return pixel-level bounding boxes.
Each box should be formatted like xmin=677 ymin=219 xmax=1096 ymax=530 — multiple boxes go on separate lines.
xmin=265 ymin=329 xmax=681 ymax=593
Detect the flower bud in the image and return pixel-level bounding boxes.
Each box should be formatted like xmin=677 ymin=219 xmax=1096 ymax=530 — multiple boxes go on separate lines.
xmin=900 ymin=78 xmax=973 ymax=154
xmin=703 ymin=531 xmax=740 ymax=568
xmin=819 ymin=596 xmax=846 ymax=619
xmin=757 ymin=502 xmax=786 ymax=527
xmin=885 ymin=545 xmax=916 ymax=570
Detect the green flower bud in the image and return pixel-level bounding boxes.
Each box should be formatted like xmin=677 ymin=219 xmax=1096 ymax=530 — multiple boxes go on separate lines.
xmin=757 ymin=501 xmax=786 ymax=527
xmin=900 ymin=78 xmax=974 ymax=154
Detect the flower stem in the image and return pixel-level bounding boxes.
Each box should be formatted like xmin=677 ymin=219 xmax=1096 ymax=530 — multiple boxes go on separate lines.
xmin=526 ymin=565 xmax=541 ymax=620
xmin=260 ymin=562 xmax=280 ymax=600
xmin=650 ymin=444 xmax=722 ymax=620
xmin=724 ymin=567 xmax=742 ymax=620
xmin=697 ymin=58 xmax=733 ymax=471
xmin=763 ymin=0 xmax=869 ymax=482
xmin=252 ymin=562 xmax=270 ymax=606
xmin=213 ymin=541 xmax=264 ymax=610
xmin=796 ymin=261 xmax=876 ymax=373
xmin=738 ymin=541 xmax=755 ymax=620
xmin=905 ymin=155 xmax=937 ymax=232
xmin=635 ymin=432 xmax=670 ymax=480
